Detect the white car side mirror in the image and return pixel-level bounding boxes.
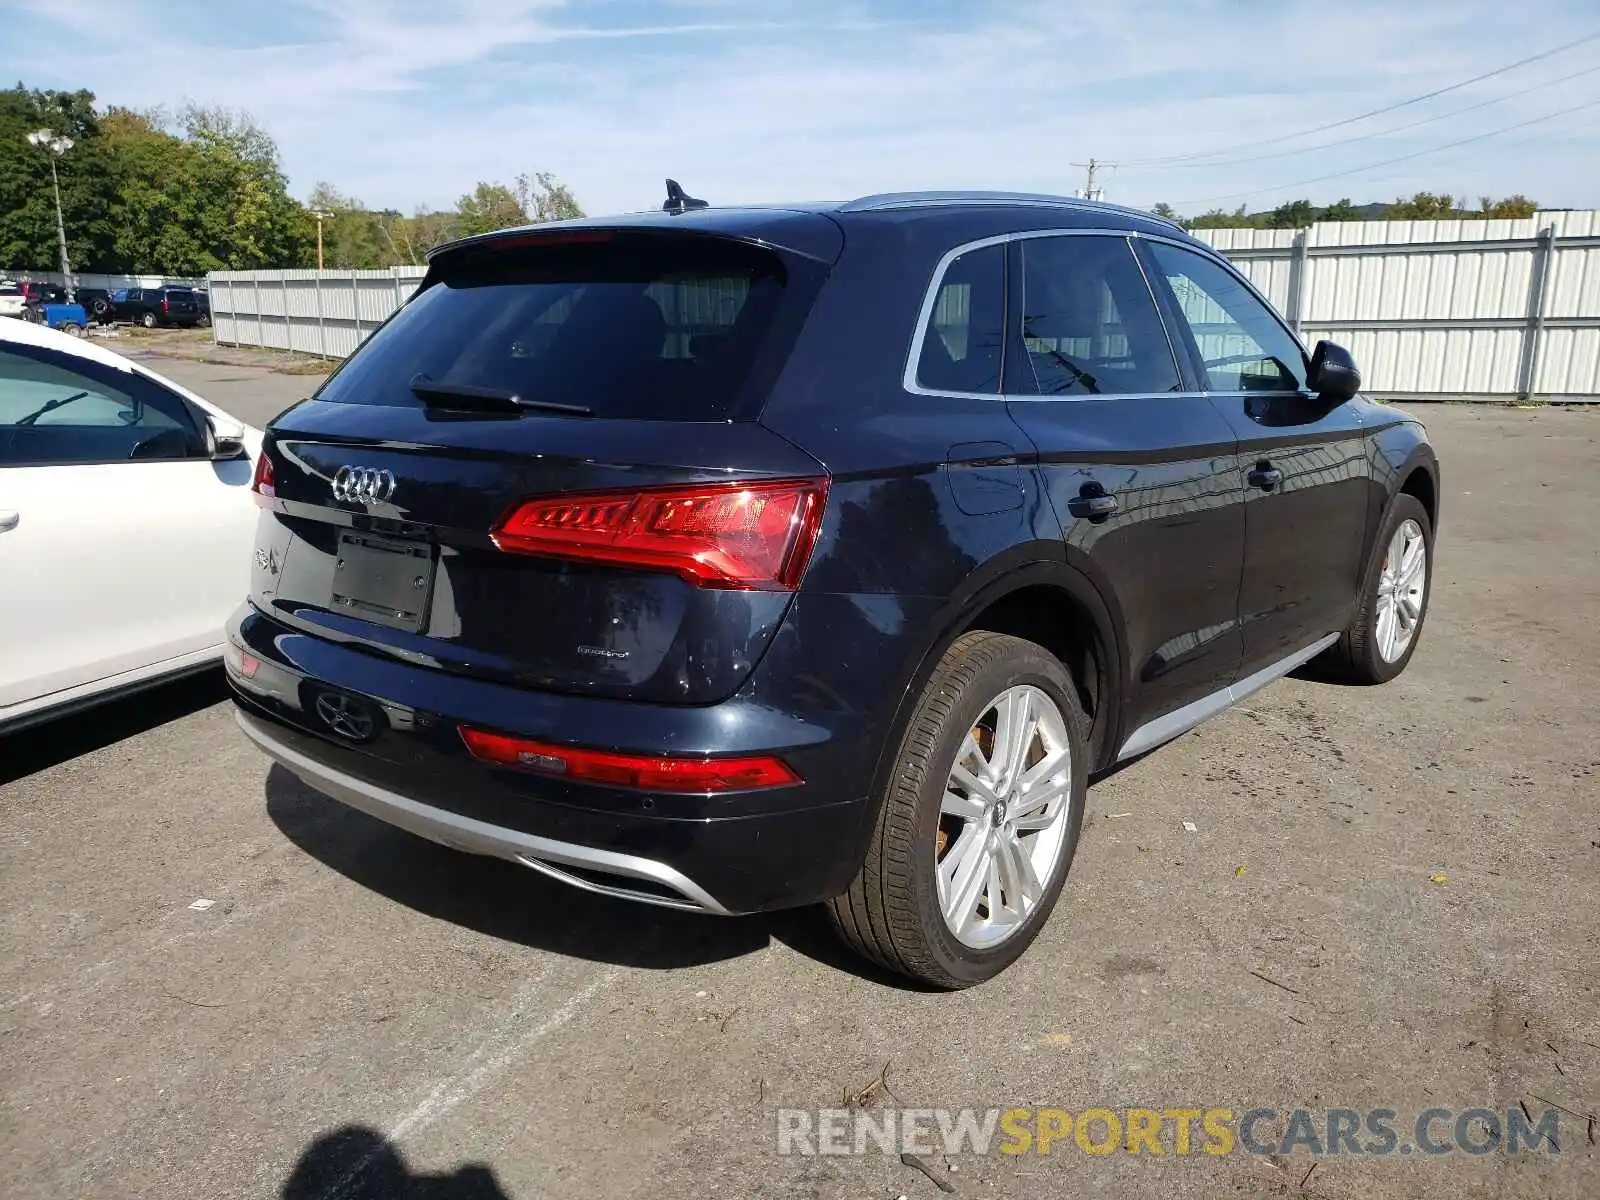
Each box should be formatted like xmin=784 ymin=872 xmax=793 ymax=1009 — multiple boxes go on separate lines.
xmin=207 ymin=414 xmax=248 ymax=460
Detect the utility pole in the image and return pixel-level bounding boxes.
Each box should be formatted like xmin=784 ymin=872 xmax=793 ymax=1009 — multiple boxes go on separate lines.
xmin=310 ymin=209 xmax=334 ymax=270
xmin=27 ymin=129 xmax=75 ymax=302
xmin=1070 ymin=158 xmax=1114 ymax=201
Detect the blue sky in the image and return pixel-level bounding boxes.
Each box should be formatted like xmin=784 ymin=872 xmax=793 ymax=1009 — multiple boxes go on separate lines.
xmin=7 ymin=0 xmax=1598 ymax=218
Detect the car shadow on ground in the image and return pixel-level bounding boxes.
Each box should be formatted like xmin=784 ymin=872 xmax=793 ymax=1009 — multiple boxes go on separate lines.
xmin=264 ymin=765 xmax=932 ymax=990
xmin=280 ymin=1125 xmax=510 ymax=1199
xmin=0 ymin=668 xmax=229 ymax=786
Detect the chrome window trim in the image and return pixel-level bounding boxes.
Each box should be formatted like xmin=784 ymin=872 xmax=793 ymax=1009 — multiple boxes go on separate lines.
xmin=903 ymin=231 xmax=1016 ymax=401
xmin=1003 ymin=389 xmax=1213 ymax=403
xmin=903 ymin=227 xmax=1310 ymax=403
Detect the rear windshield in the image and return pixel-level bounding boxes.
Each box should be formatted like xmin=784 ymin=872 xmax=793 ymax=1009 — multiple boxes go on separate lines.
xmin=317 ymin=232 xmax=803 ymax=420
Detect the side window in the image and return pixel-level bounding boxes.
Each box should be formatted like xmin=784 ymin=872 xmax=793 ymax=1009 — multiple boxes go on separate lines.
xmin=0 ymin=347 xmax=207 ymax=467
xmin=1146 ymin=243 xmax=1306 ymax=393
xmin=915 ymin=243 xmax=1005 ymax=395
xmin=1014 ymin=236 xmax=1181 ymax=396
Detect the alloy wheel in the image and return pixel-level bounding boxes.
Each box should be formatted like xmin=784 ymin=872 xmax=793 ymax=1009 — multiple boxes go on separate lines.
xmin=1375 ymin=518 xmax=1427 ymax=663
xmin=936 ymin=684 xmax=1076 ymax=949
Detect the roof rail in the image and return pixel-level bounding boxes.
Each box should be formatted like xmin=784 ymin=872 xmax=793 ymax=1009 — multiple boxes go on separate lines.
xmin=838 ymin=190 xmax=1186 ymax=232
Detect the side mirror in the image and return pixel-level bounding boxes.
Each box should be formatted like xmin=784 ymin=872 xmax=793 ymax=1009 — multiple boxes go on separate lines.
xmin=1308 ymin=340 xmax=1361 ymax=402
xmin=207 ymin=414 xmax=248 ymax=460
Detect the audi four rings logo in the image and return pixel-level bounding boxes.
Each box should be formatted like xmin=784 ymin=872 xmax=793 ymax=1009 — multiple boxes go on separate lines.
xmin=332 ymin=465 xmax=396 ymax=505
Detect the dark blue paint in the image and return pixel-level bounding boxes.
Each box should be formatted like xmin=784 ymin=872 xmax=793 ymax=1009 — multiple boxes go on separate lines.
xmin=231 ymin=196 xmax=1438 ymax=914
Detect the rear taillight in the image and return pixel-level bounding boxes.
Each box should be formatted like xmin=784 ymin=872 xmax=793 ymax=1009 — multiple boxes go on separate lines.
xmin=492 ymin=478 xmax=829 ymax=590
xmin=250 ymin=454 xmax=275 ymax=506
xmin=161 ymin=297 xmax=169 ymax=312
xmin=459 ymin=727 xmax=800 ymax=792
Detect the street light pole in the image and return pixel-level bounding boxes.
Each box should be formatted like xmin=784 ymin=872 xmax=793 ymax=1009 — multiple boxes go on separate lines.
xmin=27 ymin=129 xmax=75 ymax=303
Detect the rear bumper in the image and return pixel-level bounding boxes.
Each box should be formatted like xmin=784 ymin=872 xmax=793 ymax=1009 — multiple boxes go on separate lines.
xmin=238 ymin=708 xmax=734 ymax=913
xmin=227 ymin=604 xmax=874 ymax=914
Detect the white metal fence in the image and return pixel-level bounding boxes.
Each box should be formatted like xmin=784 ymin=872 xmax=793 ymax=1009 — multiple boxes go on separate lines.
xmin=209 ymin=267 xmax=426 ymax=360
xmin=1193 ymin=211 xmax=1600 ymax=402
xmin=207 ymin=209 xmax=1600 ymax=401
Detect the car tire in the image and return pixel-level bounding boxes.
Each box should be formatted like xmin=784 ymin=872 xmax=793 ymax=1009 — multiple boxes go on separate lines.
xmin=197 ymin=314 xmax=211 ymax=328
xmin=1325 ymin=494 xmax=1433 ymax=684
xmin=90 ymin=298 xmax=111 ymax=320
xmin=828 ymin=631 xmax=1088 ymax=989
xmin=59 ymin=323 xmax=84 ymax=338
xmin=141 ymin=312 xmax=157 ymax=329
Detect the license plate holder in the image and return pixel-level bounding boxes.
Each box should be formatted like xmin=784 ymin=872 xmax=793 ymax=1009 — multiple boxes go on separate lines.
xmin=332 ymin=532 xmax=435 ymax=633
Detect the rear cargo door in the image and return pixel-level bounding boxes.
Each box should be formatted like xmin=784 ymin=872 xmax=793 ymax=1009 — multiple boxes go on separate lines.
xmin=253 ymin=225 xmax=837 ymax=705
xmin=161 ymin=288 xmax=198 ymax=320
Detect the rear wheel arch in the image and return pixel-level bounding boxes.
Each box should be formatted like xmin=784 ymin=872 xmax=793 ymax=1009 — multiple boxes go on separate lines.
xmin=960 ymin=579 xmax=1120 ymax=769
xmin=868 ymin=560 xmax=1126 ymax=806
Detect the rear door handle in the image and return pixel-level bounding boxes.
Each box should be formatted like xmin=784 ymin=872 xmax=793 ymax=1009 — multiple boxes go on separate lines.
xmin=1247 ymin=465 xmax=1283 ymax=492
xmin=0 ymin=510 xmax=18 ymax=533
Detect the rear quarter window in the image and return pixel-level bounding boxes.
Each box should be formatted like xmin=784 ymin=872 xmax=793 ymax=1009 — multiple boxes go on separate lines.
xmin=913 ymin=243 xmax=1005 ymax=395
xmin=317 ymin=232 xmax=815 ymax=421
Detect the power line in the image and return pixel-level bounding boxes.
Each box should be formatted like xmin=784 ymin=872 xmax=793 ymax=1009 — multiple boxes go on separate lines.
xmin=1125 ymin=29 xmax=1600 ymax=166
xmin=1172 ymin=94 xmax=1600 ymax=209
xmin=1131 ymin=61 xmax=1600 ymax=170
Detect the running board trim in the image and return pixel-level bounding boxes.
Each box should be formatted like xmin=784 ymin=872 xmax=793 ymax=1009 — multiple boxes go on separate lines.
xmin=1116 ymin=632 xmax=1340 ymax=762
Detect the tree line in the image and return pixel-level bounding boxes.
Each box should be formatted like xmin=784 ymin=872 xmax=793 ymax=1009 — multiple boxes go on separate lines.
xmin=305 ymin=173 xmax=581 ymax=270
xmin=1156 ymin=193 xmax=1540 ymax=230
xmin=0 ymin=84 xmax=584 ymax=277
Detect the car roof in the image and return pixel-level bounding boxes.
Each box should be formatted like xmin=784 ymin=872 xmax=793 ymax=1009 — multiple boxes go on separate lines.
xmin=0 ymin=318 xmax=259 ymax=434
xmin=434 ymin=189 xmax=1196 ymax=261
xmin=831 ymin=190 xmax=1182 ymax=226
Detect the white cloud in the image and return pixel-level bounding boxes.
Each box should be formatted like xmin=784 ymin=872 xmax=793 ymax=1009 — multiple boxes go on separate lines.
xmin=6 ymin=0 xmax=1596 ymax=217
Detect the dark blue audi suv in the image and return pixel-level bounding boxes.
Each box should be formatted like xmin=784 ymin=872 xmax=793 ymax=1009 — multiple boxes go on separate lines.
xmin=228 ymin=189 xmax=1440 ymax=988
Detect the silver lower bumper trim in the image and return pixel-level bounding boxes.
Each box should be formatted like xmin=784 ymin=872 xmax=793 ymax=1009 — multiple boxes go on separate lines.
xmin=236 ymin=709 xmax=732 ymax=915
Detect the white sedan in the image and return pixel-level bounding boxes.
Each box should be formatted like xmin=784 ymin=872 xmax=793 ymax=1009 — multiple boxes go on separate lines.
xmin=0 ymin=319 xmax=262 ymax=732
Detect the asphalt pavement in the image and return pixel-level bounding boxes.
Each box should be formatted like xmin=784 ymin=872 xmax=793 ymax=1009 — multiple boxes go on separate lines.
xmin=118 ymin=340 xmax=315 ymax=428
xmin=2 ymin=357 xmax=1596 ymax=1199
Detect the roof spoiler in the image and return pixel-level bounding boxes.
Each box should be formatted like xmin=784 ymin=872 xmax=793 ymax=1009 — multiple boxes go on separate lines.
xmin=663 ymin=179 xmax=708 ymax=215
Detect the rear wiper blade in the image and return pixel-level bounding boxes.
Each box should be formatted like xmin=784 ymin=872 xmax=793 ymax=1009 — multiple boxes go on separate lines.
xmin=408 ymin=374 xmax=593 ymax=416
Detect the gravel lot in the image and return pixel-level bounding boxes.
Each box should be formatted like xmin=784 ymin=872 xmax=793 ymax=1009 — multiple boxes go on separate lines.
xmin=2 ymin=353 xmax=1596 ymax=1199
